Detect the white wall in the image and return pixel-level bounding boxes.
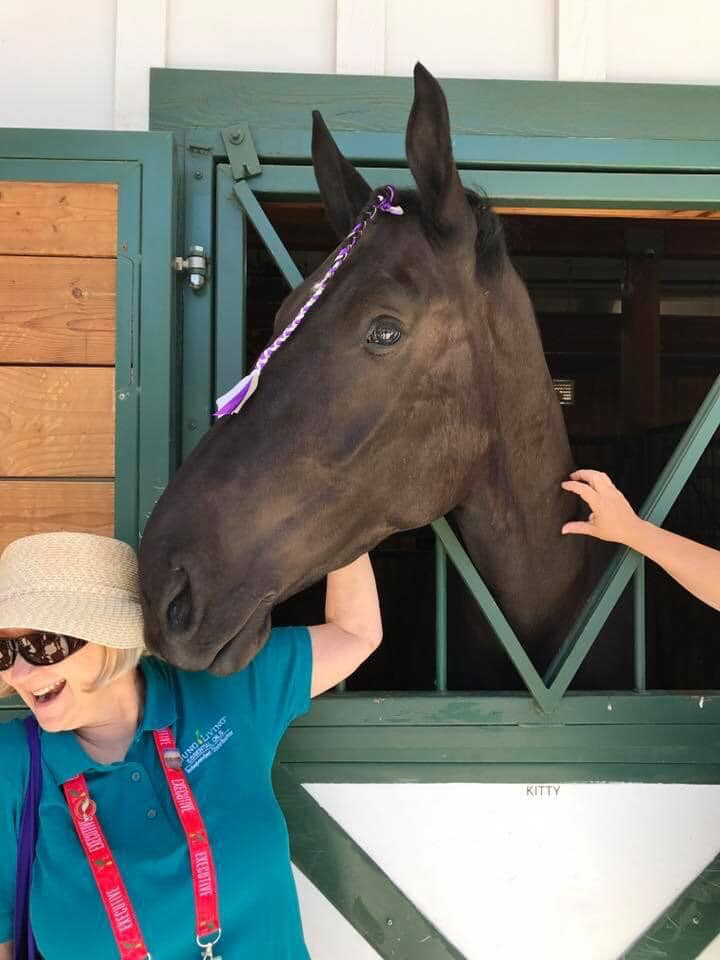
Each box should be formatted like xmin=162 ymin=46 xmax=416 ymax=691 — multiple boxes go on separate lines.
xmin=4 ymin=0 xmax=720 ymax=132
xmin=298 ymin=782 xmax=720 ymax=960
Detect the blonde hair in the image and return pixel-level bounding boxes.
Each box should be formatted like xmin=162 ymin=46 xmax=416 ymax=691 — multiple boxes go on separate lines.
xmin=0 ymin=642 xmax=144 ymax=699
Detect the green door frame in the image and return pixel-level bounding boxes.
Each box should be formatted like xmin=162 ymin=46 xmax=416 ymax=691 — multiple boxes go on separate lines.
xmin=149 ymin=69 xmax=720 ymax=960
xmin=0 ymin=129 xmax=178 ymax=548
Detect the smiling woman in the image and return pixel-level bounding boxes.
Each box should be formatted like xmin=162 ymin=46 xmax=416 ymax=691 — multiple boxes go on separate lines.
xmin=0 ymin=531 xmax=381 ymax=960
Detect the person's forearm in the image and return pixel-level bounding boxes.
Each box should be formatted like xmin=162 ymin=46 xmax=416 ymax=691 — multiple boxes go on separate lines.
xmin=624 ymin=519 xmax=720 ymax=611
xmin=325 ymin=553 xmax=382 ymax=645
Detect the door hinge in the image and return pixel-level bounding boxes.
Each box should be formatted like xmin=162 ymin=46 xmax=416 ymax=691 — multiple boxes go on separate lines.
xmin=173 ymin=245 xmax=208 ymax=290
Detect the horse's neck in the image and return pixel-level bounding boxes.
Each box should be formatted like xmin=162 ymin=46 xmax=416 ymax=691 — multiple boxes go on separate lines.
xmin=453 ymin=264 xmax=592 ymax=655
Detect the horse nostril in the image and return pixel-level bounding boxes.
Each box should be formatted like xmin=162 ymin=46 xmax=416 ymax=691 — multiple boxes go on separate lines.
xmin=166 ymin=570 xmax=193 ymax=633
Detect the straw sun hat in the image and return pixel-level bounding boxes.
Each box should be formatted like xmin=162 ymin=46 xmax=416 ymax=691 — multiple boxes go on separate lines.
xmin=0 ymin=532 xmax=145 ymax=650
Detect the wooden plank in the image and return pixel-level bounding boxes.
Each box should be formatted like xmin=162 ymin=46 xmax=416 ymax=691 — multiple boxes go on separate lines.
xmin=0 ymin=367 xmax=115 ymax=477
xmin=0 ymin=181 xmax=117 ymax=256
xmin=0 ymin=480 xmax=113 ymax=553
xmin=0 ymin=256 xmax=115 ymax=364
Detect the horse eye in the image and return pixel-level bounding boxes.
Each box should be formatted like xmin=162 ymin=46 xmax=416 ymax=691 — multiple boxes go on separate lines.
xmin=366 ymin=319 xmax=402 ymax=347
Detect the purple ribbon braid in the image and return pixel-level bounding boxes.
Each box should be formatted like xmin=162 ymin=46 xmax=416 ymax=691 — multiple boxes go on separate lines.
xmin=214 ymin=185 xmax=404 ymax=418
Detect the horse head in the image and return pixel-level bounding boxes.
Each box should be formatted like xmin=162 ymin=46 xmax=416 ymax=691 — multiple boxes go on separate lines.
xmin=138 ymin=63 xmax=571 ymax=675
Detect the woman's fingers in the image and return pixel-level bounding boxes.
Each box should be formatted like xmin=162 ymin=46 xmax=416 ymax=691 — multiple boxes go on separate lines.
xmin=561 ymin=479 xmax=599 ymax=509
xmin=568 ymin=469 xmax=613 ymax=489
xmin=561 ymin=520 xmax=596 ymax=536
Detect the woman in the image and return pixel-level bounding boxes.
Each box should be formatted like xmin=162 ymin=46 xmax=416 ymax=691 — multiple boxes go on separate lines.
xmin=562 ymin=468 xmax=720 ymax=609
xmin=0 ymin=531 xmax=382 ymax=960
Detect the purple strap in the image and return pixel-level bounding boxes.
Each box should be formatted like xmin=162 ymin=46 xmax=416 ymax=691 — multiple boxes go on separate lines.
xmin=14 ymin=715 xmax=41 ymax=960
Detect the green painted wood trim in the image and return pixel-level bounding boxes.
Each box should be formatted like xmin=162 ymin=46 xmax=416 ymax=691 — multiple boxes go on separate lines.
xmin=2 ymin=691 xmax=718 ymax=727
xmin=115 ymin=253 xmax=141 ymax=547
xmin=434 ymin=540 xmax=447 ymax=692
xmin=279 ymin=724 xmax=720 ymax=767
xmin=247 ymin=165 xmax=720 ymax=211
xmin=149 ymin=67 xmax=720 ymax=153
xmin=298 ymin=693 xmax=719 ymax=727
xmin=177 ymin=129 xmax=215 ymax=458
xmin=634 ymin=559 xmax=647 ymax=692
xmin=215 ymin=165 xmax=248 ymax=395
xmin=285 ymin=763 xmax=720 ymax=785
xmin=274 ymin=764 xmax=466 ymax=959
xmin=621 ymin=853 xmax=720 ymax=960
xmin=149 ymin=104 xmax=720 ymax=177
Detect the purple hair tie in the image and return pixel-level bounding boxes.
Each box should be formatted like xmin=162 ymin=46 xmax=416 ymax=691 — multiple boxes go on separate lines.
xmin=215 ymin=185 xmax=404 ymax=418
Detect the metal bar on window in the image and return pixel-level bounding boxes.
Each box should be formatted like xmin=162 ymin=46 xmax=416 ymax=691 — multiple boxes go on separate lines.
xmin=435 ymin=538 xmax=448 ymax=692
xmin=232 ymin=179 xmax=303 ymax=290
xmin=432 ymin=519 xmax=553 ymax=712
xmin=634 ymin=558 xmax=646 ymax=692
xmin=215 ymin=166 xmax=248 ymax=396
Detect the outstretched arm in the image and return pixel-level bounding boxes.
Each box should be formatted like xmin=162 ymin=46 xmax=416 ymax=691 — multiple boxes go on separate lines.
xmin=561 ymin=469 xmax=720 ymax=612
xmin=309 ymin=553 xmax=382 ymax=696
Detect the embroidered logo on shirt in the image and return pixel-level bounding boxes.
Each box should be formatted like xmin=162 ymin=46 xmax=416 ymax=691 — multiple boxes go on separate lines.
xmin=181 ymin=716 xmax=234 ymax=773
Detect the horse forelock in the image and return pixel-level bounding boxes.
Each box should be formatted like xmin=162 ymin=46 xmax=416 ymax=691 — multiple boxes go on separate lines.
xmin=391 ymin=188 xmax=506 ymax=278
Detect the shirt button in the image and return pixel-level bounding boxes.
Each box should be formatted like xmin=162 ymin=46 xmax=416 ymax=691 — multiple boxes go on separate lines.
xmin=147 ymin=808 xmax=157 ymax=819
xmin=131 ymin=772 xmax=141 ymax=782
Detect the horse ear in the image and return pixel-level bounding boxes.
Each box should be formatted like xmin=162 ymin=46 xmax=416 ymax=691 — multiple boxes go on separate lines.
xmin=406 ymin=62 xmax=476 ymax=247
xmin=312 ymin=111 xmax=372 ymax=238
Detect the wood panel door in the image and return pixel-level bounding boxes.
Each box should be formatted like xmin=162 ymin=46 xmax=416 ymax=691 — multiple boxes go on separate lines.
xmin=0 ymin=134 xmax=177 ymax=550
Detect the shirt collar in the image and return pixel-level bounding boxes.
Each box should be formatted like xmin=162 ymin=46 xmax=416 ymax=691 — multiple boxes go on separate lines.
xmin=42 ymin=656 xmax=177 ymax=784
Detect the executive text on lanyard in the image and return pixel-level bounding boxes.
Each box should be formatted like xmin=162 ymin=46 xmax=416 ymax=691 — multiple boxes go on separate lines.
xmin=63 ymin=727 xmax=222 ymax=960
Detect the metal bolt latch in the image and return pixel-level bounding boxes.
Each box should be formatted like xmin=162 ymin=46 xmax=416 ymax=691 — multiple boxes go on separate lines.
xmin=173 ymin=245 xmax=207 ymax=290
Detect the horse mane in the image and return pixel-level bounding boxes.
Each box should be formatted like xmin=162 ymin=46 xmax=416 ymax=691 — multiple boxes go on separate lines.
xmin=394 ymin=188 xmax=507 ymax=275
xmin=465 ymin=189 xmax=507 ymax=273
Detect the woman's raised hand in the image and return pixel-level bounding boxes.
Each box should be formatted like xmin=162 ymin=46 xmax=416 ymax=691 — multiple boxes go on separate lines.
xmin=561 ymin=469 xmax=642 ymax=545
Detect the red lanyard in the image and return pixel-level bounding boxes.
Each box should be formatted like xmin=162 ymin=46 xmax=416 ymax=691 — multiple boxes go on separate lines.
xmin=63 ymin=727 xmax=222 ymax=960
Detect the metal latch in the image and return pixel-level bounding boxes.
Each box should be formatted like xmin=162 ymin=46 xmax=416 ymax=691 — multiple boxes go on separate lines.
xmin=221 ymin=123 xmax=261 ymax=181
xmin=173 ymin=245 xmax=208 ymax=290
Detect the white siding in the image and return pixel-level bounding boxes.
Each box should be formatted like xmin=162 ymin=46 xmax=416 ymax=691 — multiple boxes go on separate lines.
xmin=4 ymin=0 xmax=720 ymax=131
xmin=1 ymin=0 xmax=116 ymax=129
xmin=302 ymin=782 xmax=720 ymax=960
xmin=607 ymin=0 xmax=720 ymax=85
xmin=383 ymin=0 xmax=556 ymax=80
xmin=166 ymin=0 xmax=337 ymax=74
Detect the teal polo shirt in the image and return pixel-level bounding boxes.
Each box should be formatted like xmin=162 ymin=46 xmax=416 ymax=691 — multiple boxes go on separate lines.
xmin=0 ymin=626 xmax=312 ymax=959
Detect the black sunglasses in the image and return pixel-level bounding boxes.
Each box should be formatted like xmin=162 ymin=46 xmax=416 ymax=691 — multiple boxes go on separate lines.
xmin=0 ymin=632 xmax=87 ymax=671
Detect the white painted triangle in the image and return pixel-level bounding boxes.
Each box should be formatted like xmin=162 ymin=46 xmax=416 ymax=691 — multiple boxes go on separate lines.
xmin=300 ymin=783 xmax=720 ymax=960
xmin=699 ymin=934 xmax=720 ymax=959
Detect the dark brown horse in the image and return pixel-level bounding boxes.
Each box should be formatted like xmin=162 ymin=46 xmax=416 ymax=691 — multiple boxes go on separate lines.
xmin=138 ymin=64 xmax=624 ymax=687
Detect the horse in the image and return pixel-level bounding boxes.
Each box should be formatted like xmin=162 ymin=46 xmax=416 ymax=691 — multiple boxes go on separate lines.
xmin=138 ymin=63 xmax=627 ymax=689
